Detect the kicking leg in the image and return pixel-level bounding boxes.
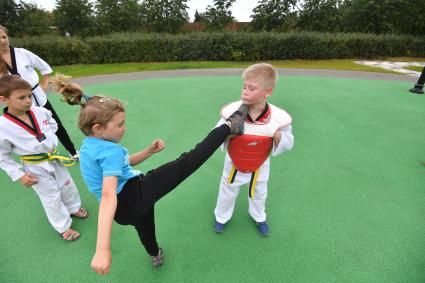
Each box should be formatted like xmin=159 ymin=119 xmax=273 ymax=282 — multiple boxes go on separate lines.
xmin=143 ymin=124 xmax=229 ymax=198
xmin=134 ymin=206 xmax=160 ymax=257
xmin=141 ymin=104 xmax=248 ymax=205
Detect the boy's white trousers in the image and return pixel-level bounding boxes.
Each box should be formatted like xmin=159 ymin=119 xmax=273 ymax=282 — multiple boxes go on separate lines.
xmin=214 ymin=154 xmax=270 ymax=224
xmin=25 ymin=162 xmax=81 ymax=233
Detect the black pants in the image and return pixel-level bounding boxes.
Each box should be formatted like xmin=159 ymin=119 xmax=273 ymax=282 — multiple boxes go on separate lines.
xmin=414 ymin=66 xmax=425 ymax=88
xmin=44 ymin=100 xmax=77 ymax=155
xmin=114 ymin=124 xmax=230 ymax=256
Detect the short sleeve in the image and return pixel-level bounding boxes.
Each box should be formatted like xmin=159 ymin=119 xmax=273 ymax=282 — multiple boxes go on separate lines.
xmin=98 ymin=146 xmax=126 ymax=177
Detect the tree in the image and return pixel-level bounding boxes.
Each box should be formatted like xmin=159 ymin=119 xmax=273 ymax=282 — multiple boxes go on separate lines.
xmin=18 ymin=1 xmax=51 ymax=36
xmin=53 ymin=0 xmax=95 ymax=36
xmin=395 ymin=0 xmax=425 ymax=36
xmin=297 ymin=0 xmax=343 ymax=32
xmin=95 ymin=0 xmax=121 ymax=33
xmin=118 ymin=0 xmax=142 ymax=32
xmin=203 ymin=0 xmax=236 ymax=31
xmin=250 ymin=0 xmax=300 ymax=32
xmin=193 ymin=9 xmax=203 ymax=23
xmin=140 ymin=0 xmax=189 ymax=33
xmin=340 ymin=0 xmax=403 ymax=34
xmin=95 ymin=0 xmax=141 ymax=34
xmin=0 ymin=0 xmax=20 ymax=34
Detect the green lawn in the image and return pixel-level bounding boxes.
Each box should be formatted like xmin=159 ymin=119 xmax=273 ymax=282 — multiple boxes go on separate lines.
xmin=405 ymin=66 xmax=424 ymax=72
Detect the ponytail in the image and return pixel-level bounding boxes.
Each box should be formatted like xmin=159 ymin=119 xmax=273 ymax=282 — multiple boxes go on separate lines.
xmin=50 ymin=73 xmax=125 ymax=136
xmin=49 ymin=73 xmax=88 ymax=105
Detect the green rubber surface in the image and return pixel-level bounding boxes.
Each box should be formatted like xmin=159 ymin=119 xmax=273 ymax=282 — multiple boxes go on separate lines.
xmin=1 ymin=75 xmax=424 ymax=282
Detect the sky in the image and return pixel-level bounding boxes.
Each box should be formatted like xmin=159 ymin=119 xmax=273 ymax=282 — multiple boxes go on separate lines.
xmin=34 ymin=0 xmax=259 ymax=22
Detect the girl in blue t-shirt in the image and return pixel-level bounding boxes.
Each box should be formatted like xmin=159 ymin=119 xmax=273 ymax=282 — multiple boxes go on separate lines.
xmin=51 ymin=75 xmax=247 ymax=275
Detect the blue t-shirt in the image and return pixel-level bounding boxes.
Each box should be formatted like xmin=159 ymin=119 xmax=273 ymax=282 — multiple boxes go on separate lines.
xmin=79 ymin=137 xmax=142 ymax=201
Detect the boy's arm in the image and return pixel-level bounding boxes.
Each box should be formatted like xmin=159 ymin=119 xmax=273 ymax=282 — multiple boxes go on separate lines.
xmin=129 ymin=139 xmax=165 ymax=166
xmin=91 ymin=176 xmax=118 ymax=275
xmin=0 ymin=138 xmax=26 ymax=182
xmin=271 ymin=125 xmax=294 ymax=156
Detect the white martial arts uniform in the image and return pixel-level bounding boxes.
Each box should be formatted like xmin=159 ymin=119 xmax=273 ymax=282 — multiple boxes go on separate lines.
xmin=214 ymin=101 xmax=294 ymax=224
xmin=0 ymin=107 xmax=80 ymax=233
xmin=6 ymin=47 xmax=52 ymax=107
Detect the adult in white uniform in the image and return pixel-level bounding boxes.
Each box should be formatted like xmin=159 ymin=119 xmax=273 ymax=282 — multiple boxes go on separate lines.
xmin=0 ymin=25 xmax=78 ymax=157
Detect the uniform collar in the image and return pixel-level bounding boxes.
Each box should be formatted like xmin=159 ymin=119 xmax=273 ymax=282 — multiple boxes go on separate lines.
xmin=247 ymin=103 xmax=270 ymax=123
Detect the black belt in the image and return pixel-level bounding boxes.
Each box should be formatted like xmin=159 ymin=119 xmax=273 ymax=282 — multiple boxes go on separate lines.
xmin=31 ymin=84 xmax=40 ymax=106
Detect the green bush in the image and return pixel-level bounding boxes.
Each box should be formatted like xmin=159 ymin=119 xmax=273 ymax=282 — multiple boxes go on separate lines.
xmin=10 ymin=32 xmax=425 ymax=66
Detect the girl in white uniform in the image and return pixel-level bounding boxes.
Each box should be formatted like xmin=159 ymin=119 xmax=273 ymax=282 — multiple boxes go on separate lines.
xmin=0 ymin=25 xmax=78 ymax=157
xmin=0 ymin=75 xmax=87 ymax=241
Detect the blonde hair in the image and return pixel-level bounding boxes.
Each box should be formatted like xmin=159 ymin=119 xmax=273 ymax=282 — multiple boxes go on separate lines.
xmin=0 ymin=56 xmax=7 ymax=76
xmin=242 ymin=63 xmax=278 ymax=89
xmin=50 ymin=74 xmax=125 ymax=136
xmin=0 ymin=25 xmax=7 ymax=34
xmin=0 ymin=26 xmax=8 ymax=76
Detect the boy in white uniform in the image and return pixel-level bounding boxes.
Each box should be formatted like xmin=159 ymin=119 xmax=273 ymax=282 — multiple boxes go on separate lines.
xmin=214 ymin=63 xmax=294 ymax=236
xmin=0 ymin=75 xmax=87 ymax=241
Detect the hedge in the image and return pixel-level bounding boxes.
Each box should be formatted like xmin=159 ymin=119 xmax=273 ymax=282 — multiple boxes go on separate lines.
xmin=10 ymin=32 xmax=425 ymax=66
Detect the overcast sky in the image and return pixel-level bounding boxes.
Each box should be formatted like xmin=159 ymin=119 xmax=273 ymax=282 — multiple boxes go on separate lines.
xmin=34 ymin=0 xmax=259 ymax=22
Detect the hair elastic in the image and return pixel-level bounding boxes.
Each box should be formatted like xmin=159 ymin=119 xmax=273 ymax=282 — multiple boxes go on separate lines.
xmin=82 ymin=94 xmax=92 ymax=101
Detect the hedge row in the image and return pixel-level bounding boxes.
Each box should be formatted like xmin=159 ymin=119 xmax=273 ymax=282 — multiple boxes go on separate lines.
xmin=11 ymin=32 xmax=425 ymax=66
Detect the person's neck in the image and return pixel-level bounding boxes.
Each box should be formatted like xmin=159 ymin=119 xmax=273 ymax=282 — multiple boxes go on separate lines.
xmin=0 ymin=48 xmax=10 ymax=65
xmin=90 ymin=132 xmax=111 ymax=142
xmin=90 ymin=133 xmax=103 ymax=139
xmin=247 ymin=102 xmax=267 ymax=120
xmin=0 ymin=46 xmax=10 ymax=56
xmin=7 ymin=107 xmax=28 ymax=119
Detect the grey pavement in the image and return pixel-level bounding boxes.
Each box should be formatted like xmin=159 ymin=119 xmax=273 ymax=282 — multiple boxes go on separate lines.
xmin=73 ymin=68 xmax=416 ymax=86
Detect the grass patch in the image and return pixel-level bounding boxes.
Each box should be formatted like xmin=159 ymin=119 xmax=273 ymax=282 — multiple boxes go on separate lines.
xmin=405 ymin=66 xmax=424 ymax=72
xmin=381 ymin=57 xmax=425 ymax=62
xmin=52 ymin=59 xmax=406 ymax=78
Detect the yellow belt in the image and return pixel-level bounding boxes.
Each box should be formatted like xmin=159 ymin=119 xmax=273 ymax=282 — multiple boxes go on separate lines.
xmin=227 ymin=165 xmax=259 ymax=198
xmin=20 ymin=148 xmax=76 ymax=167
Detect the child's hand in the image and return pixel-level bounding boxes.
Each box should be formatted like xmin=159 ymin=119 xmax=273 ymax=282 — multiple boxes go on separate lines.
xmin=40 ymin=82 xmax=49 ymax=91
xmin=273 ymin=130 xmax=282 ymax=146
xmin=91 ymin=249 xmax=112 ymax=275
xmin=19 ymin=173 xmax=38 ymax=187
xmin=148 ymin=139 xmax=165 ymax=154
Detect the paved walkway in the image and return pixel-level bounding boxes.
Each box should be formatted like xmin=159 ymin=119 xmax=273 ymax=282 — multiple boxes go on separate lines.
xmin=74 ymin=68 xmax=416 ymax=86
xmin=355 ymin=61 xmax=425 ymax=77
